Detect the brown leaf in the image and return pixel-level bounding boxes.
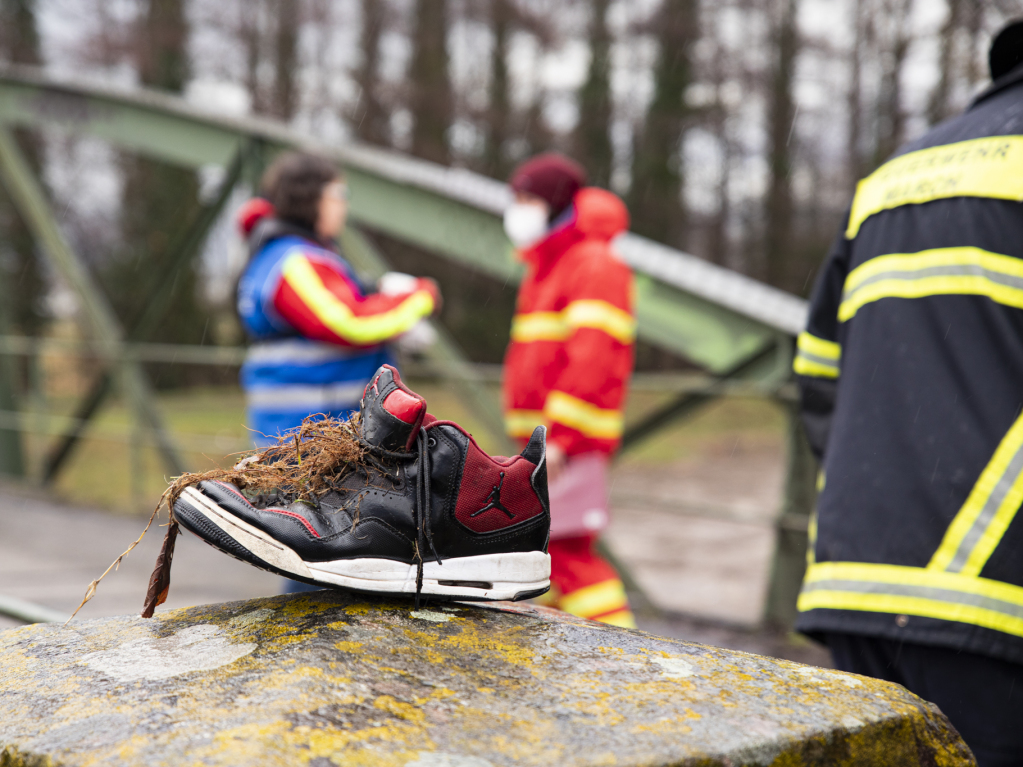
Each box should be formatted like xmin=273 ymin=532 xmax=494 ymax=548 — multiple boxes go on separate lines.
xmin=141 ymin=521 xmax=179 ymax=619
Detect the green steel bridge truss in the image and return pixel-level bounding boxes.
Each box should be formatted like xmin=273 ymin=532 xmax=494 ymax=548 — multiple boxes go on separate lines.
xmin=0 ymin=65 xmax=815 ymax=627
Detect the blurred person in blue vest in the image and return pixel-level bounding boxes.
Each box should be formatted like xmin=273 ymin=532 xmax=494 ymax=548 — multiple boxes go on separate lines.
xmin=235 ymin=151 xmax=440 ymax=447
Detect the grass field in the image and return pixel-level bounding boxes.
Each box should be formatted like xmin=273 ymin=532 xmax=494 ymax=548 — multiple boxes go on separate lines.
xmin=12 ymin=380 xmax=786 ymax=515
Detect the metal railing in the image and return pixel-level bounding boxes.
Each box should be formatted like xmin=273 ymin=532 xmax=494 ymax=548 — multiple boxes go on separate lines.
xmin=0 ymin=334 xmax=811 ymax=627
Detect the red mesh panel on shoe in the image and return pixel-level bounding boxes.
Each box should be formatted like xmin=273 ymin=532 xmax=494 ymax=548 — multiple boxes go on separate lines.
xmin=454 ymin=439 xmax=544 ymax=533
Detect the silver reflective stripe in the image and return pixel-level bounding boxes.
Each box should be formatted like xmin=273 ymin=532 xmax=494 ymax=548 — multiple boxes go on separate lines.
xmin=795 ymin=350 xmax=839 ymax=371
xmin=245 ymin=339 xmax=360 ymax=365
xmin=843 ymin=263 xmax=1023 ymax=304
xmin=245 ymin=382 xmax=365 ymax=410
xmin=946 ymin=433 xmax=1023 ymax=573
xmin=803 ymin=578 xmax=1023 ymax=619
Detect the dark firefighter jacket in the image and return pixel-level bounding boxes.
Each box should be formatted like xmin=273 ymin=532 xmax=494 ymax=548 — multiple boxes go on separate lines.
xmin=795 ymin=63 xmax=1023 ymax=665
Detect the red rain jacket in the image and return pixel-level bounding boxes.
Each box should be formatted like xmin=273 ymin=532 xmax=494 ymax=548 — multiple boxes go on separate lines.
xmin=502 ymin=188 xmax=635 ymax=457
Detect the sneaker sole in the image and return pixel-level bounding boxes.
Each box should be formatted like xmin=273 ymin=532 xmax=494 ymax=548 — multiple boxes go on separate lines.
xmin=175 ymin=486 xmax=551 ymax=602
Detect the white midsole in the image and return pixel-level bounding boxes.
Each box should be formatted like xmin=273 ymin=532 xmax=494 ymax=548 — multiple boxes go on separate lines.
xmin=180 ymin=487 xmax=551 ymax=600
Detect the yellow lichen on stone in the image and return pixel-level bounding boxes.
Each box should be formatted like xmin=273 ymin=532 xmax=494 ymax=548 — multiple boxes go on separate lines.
xmin=0 ymin=592 xmax=976 ymax=766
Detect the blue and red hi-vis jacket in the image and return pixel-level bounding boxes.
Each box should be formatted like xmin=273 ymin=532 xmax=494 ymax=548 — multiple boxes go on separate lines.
xmin=235 ymin=205 xmax=436 ymax=445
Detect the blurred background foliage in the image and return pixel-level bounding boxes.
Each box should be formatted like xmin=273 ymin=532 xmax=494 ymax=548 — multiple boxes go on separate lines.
xmin=0 ymin=0 xmax=1016 ymax=358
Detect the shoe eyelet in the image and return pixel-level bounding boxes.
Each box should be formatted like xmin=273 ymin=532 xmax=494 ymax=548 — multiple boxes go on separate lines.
xmin=427 ymin=437 xmax=437 ymax=448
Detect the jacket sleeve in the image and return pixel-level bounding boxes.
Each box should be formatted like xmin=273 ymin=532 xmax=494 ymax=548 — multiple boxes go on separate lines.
xmin=544 ymin=247 xmax=636 ymax=455
xmin=796 ymin=215 xmax=852 ymax=460
xmin=269 ymin=248 xmax=436 ymax=348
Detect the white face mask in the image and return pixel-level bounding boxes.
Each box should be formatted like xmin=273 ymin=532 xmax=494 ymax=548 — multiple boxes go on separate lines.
xmin=503 ymin=202 xmax=549 ymax=248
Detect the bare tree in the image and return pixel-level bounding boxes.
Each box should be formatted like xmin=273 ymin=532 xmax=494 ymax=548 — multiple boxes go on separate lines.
xmin=574 ymin=0 xmax=613 ymax=186
xmin=354 ymin=0 xmax=390 ymax=145
xmin=0 ymin=0 xmax=46 ymax=336
xmin=409 ymin=0 xmax=453 ymax=164
xmin=270 ymin=0 xmax=300 ymax=120
xmin=482 ymin=0 xmax=514 ymax=177
xmin=872 ymin=0 xmax=913 ymax=166
xmin=114 ymin=0 xmax=206 ymax=354
xmin=629 ymin=0 xmax=698 ymax=249
xmin=763 ymin=0 xmax=799 ymax=288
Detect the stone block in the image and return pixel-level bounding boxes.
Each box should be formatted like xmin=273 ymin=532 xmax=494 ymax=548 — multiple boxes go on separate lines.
xmin=0 ymin=592 xmax=973 ymax=766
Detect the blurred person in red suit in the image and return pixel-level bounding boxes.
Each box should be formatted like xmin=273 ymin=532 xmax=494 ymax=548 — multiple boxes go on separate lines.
xmin=501 ymin=153 xmax=636 ymax=627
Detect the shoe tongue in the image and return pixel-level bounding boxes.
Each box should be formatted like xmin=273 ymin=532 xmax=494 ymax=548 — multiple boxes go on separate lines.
xmin=358 ymin=364 xmax=427 ymax=452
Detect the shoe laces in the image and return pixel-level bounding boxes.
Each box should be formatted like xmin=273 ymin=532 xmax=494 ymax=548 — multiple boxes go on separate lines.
xmin=358 ymin=427 xmax=442 ymax=608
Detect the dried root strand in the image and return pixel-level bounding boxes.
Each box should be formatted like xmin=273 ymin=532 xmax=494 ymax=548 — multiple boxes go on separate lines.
xmin=67 ymin=413 xmax=367 ymax=625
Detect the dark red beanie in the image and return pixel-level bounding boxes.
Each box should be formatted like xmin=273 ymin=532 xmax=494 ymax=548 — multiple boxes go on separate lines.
xmin=509 ymin=153 xmax=587 ymax=217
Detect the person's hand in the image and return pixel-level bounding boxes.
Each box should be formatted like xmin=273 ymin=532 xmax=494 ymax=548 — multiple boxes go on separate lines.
xmin=545 ymin=442 xmax=567 ymax=485
xmin=395 ymin=320 xmax=437 ymax=353
xmin=418 ymin=277 xmax=443 ymax=315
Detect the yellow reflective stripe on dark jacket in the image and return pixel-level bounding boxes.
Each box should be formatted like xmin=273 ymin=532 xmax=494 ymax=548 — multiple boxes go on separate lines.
xmin=793 ymin=331 xmax=841 ymax=378
xmin=800 ymin=561 xmax=1023 ymax=638
xmin=929 ymin=411 xmax=1023 ymax=576
xmin=800 ymin=393 xmax=1023 ymax=635
xmin=838 ymin=246 xmax=1023 ymax=321
xmin=846 ymin=135 xmax=1023 ymax=238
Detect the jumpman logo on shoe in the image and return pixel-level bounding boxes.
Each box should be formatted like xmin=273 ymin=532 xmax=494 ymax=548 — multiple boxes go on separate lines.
xmin=471 ymin=471 xmax=515 ymax=519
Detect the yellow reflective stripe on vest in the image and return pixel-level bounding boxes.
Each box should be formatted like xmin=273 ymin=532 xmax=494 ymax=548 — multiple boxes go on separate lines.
xmin=792 ymin=331 xmax=841 ymax=378
xmin=847 ymin=135 xmax=1023 ymax=238
xmin=838 ymin=247 xmax=1023 ymax=322
xmin=544 ymin=391 xmax=623 ymax=440
xmin=281 ymin=254 xmax=434 ymax=345
xmin=927 ymin=410 xmax=1023 ymax=576
xmin=564 ymin=300 xmax=636 ymax=343
xmin=799 ymin=561 xmax=1023 ymax=638
xmin=559 ymin=578 xmax=628 ymax=619
xmin=504 ymin=410 xmax=547 ymax=439
xmin=511 ymin=312 xmax=567 ymax=343
xmin=512 ymin=302 xmax=635 ymax=345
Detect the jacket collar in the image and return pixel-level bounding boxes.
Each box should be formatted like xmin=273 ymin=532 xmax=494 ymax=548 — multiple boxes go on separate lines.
xmin=970 ymin=62 xmax=1023 ymax=109
xmin=518 ymin=187 xmax=629 ymax=269
xmin=248 ymin=218 xmax=330 ymax=258
xmin=523 ymin=207 xmax=585 ymax=269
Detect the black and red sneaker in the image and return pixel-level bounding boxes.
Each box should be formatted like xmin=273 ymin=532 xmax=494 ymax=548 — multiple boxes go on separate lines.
xmin=173 ymin=365 xmax=551 ymax=601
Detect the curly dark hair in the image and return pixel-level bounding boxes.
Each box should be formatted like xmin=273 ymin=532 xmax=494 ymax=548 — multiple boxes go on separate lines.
xmin=261 ymin=151 xmax=340 ymax=231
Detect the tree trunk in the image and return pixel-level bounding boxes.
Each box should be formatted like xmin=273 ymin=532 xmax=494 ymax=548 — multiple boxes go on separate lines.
xmin=846 ymin=0 xmax=865 ymax=187
xmin=764 ymin=0 xmax=799 ymax=289
xmin=482 ymin=0 xmax=512 ymax=179
xmin=355 ymin=0 xmax=389 ymax=146
xmin=271 ymin=0 xmax=300 ymax=121
xmin=0 ymin=0 xmax=45 ymax=475
xmin=628 ymin=0 xmax=697 ymax=249
xmin=0 ymin=0 xmax=46 ymax=337
xmin=115 ymin=0 xmax=204 ymax=365
xmin=873 ymin=0 xmax=912 ymax=166
xmin=574 ymin=0 xmax=613 ymax=187
xmin=409 ymin=0 xmax=452 ymax=165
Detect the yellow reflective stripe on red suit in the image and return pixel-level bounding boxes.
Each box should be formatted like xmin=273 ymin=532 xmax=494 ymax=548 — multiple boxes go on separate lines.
xmin=504 ymin=409 xmax=547 ymax=439
xmin=511 ymin=312 xmax=566 ymax=343
xmin=282 ymin=253 xmax=434 ymax=345
xmin=563 ymin=300 xmax=635 ymax=343
xmin=847 ymin=135 xmax=1023 ymax=238
xmin=559 ymin=578 xmax=629 ymax=619
xmin=799 ymin=561 xmax=1023 ymax=638
xmin=544 ymin=391 xmax=623 ymax=440
xmin=511 ymin=300 xmax=635 ymax=345
xmin=792 ymin=331 xmax=841 ymax=378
